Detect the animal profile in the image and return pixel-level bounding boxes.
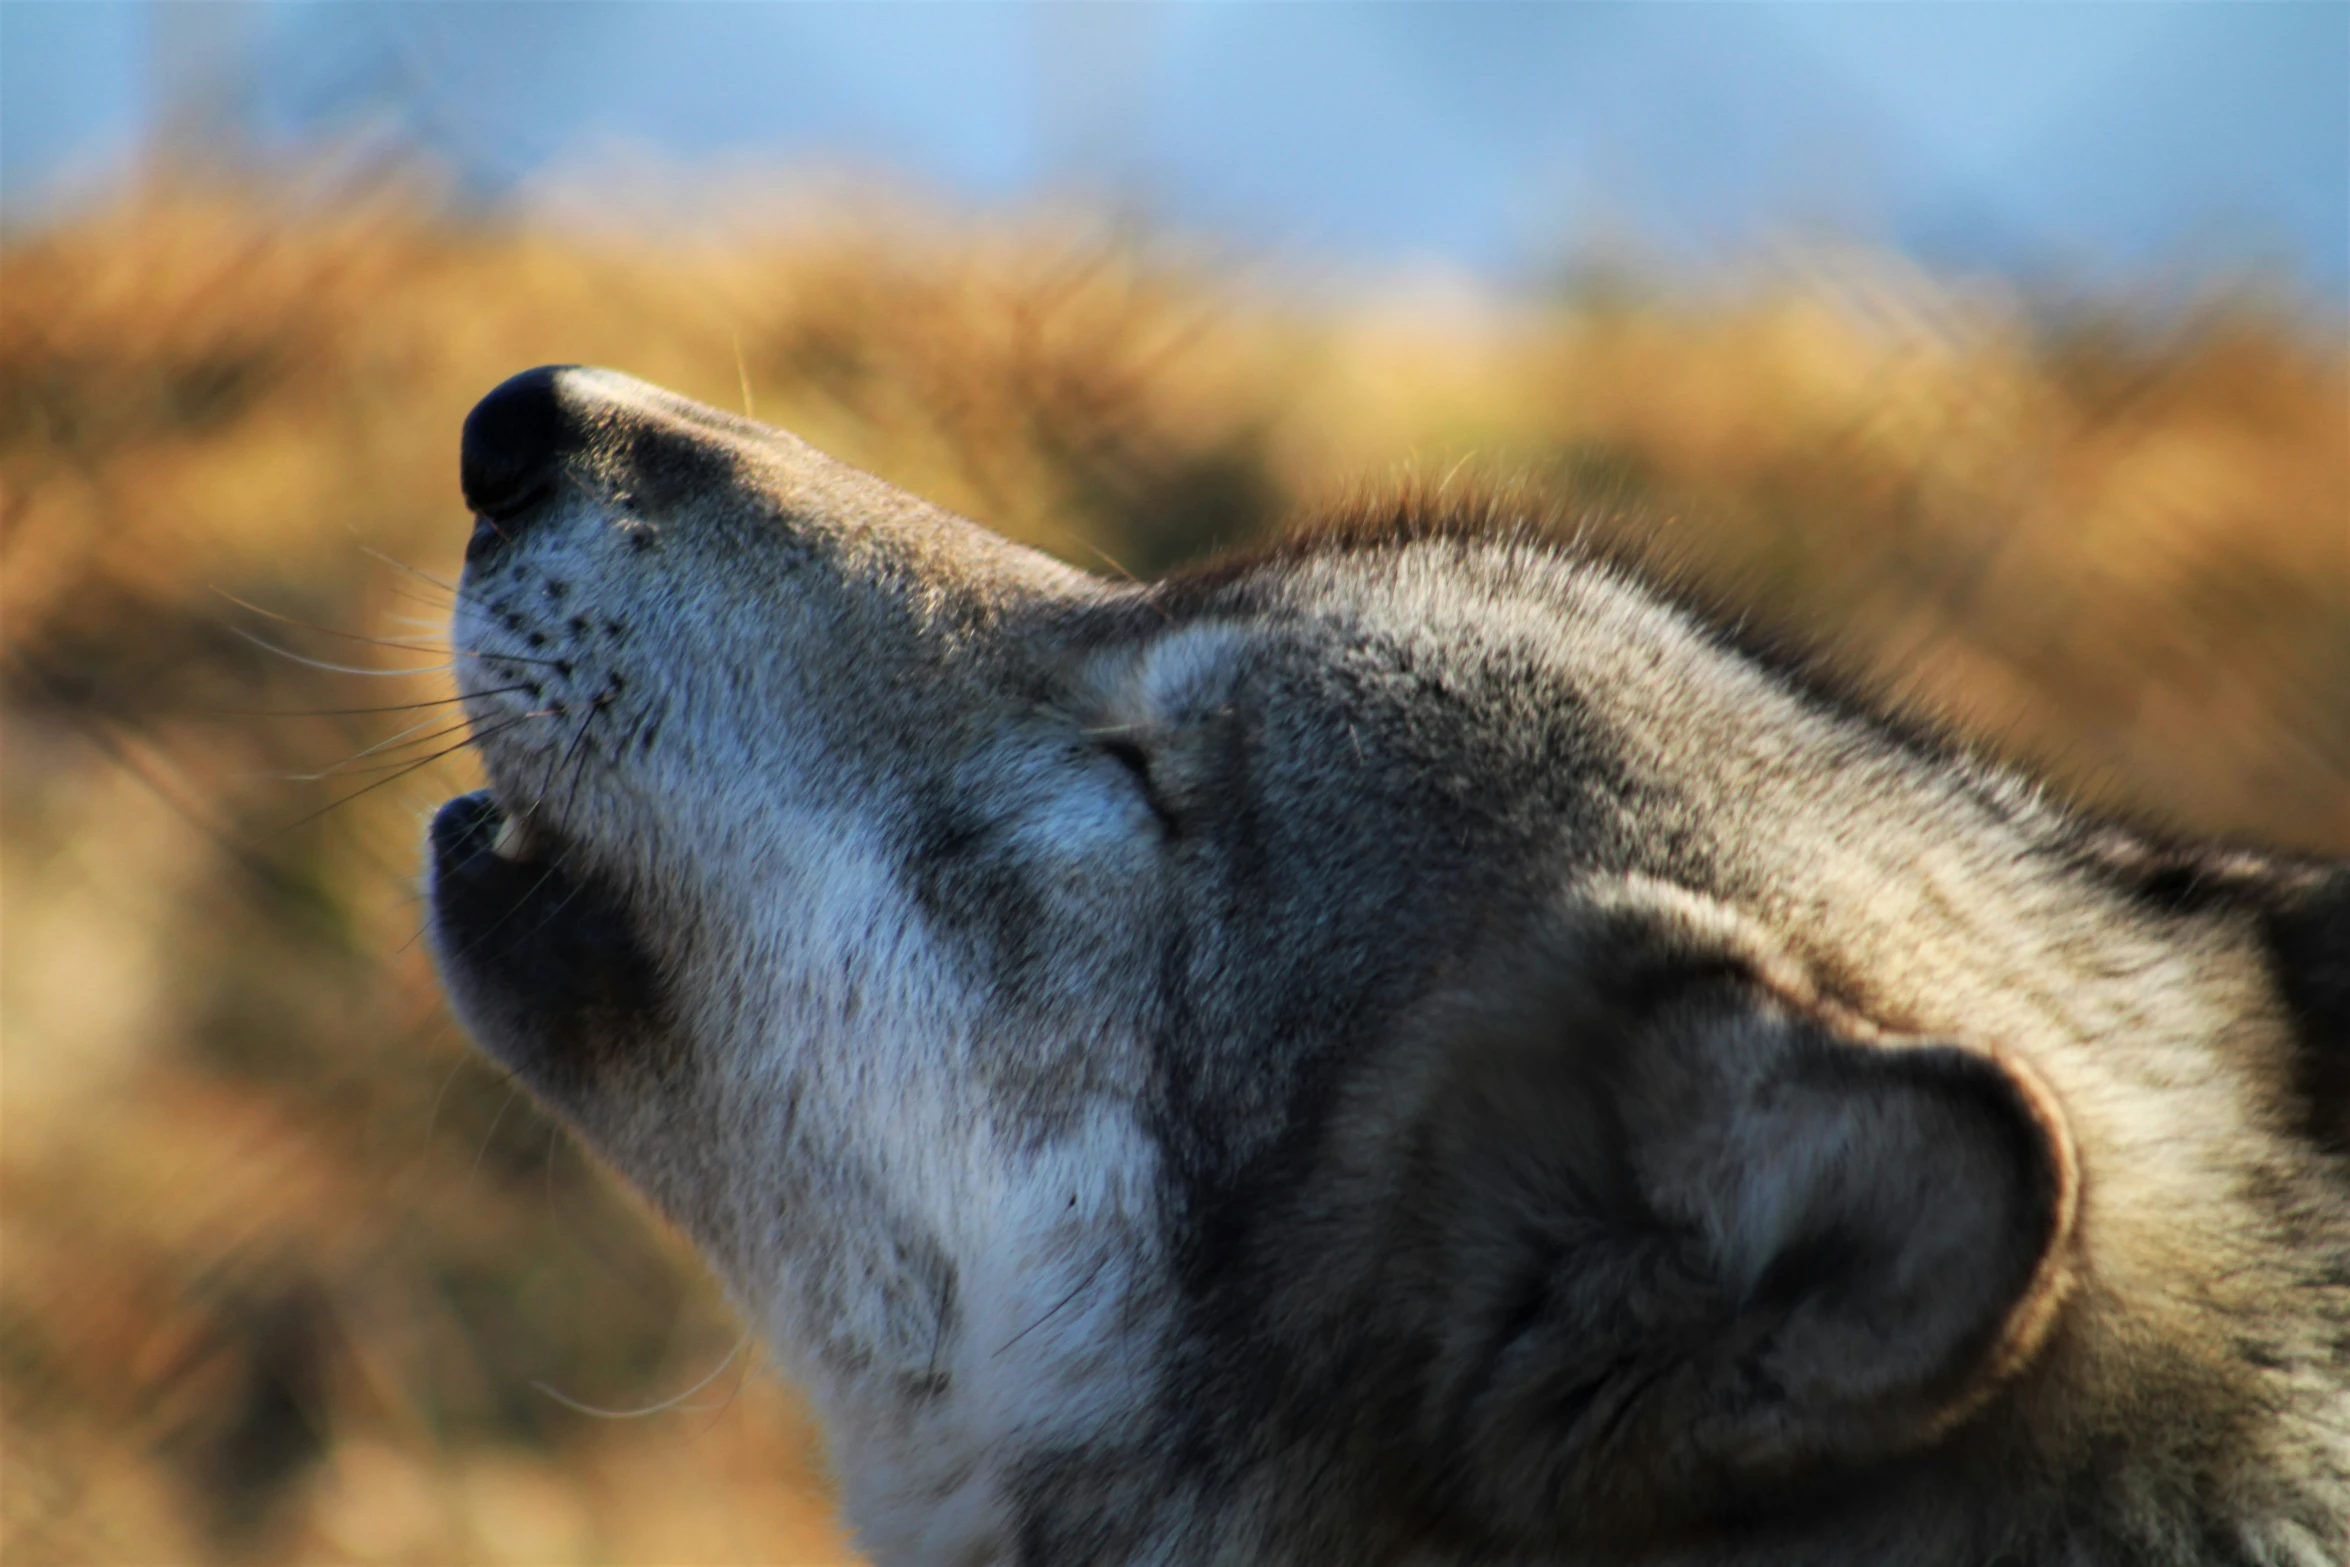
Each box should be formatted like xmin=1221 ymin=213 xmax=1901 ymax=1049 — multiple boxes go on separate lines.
xmin=429 ymin=365 xmax=2349 ymax=1565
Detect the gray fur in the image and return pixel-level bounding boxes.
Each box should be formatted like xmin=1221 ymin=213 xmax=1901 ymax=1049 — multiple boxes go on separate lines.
xmin=427 ymin=367 xmax=2350 ymax=1565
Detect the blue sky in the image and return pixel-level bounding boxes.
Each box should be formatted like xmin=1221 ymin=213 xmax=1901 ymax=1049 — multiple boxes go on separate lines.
xmin=5 ymin=2 xmax=2345 ymax=296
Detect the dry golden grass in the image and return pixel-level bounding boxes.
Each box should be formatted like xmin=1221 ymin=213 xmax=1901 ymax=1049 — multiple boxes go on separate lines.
xmin=3 ymin=175 xmax=2344 ymax=1564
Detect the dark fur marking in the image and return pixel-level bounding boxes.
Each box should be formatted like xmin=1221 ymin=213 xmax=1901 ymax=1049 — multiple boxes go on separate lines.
xmin=2072 ymin=832 xmax=2350 ymax=1149
xmin=428 ymin=792 xmax=675 ymax=1102
xmin=2272 ymin=867 xmax=2350 ymax=1151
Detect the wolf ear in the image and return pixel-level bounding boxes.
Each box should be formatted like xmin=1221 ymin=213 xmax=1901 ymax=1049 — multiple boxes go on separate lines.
xmin=1387 ymin=881 xmax=2077 ymax=1550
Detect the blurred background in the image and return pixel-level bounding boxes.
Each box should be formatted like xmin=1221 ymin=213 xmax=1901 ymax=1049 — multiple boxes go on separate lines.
xmin=4 ymin=4 xmax=2345 ymax=1563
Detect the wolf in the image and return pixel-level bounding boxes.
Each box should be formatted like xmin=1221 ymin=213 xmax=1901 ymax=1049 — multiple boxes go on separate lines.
xmin=425 ymin=365 xmax=2349 ymax=1565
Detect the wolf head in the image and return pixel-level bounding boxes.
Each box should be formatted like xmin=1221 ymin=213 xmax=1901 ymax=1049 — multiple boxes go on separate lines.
xmin=428 ymin=366 xmax=2348 ymax=1565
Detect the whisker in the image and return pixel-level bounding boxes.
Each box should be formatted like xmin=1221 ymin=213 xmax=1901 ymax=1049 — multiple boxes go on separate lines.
xmin=348 ymin=706 xmax=555 ymax=765
xmin=733 ymin=329 xmax=757 ymax=419
xmin=216 ymin=685 xmax=530 ymax=719
xmin=550 ymin=699 xmax=610 ymax=828
xmin=258 ymin=713 xmax=547 ymax=838
xmin=686 ymin=1332 xmax=763 ymax=1439
xmin=362 ymin=546 xmax=459 ymax=595
xmin=1012 ymin=511 xmax=1174 ymax=625
xmin=271 ymin=709 xmax=558 ymax=782
xmin=213 ymin=587 xmax=454 ymax=654
xmin=530 ymin=700 xmax=604 ymax=820
xmin=231 ymin=625 xmax=572 ymax=674
xmin=424 ymin=1050 xmax=491 ymax=1150
xmin=463 ymin=651 xmax=577 ymax=669
xmin=531 ymin=1334 xmax=756 ymax=1420
xmin=384 ymin=583 xmax=458 ymax=615
xmin=228 ymin=626 xmax=454 ymax=677
xmin=468 ymin=1086 xmax=520 ymax=1183
xmin=259 ymin=711 xmax=475 ymax=780
xmin=1073 ymin=537 xmax=1144 ymax=587
xmin=997 ymin=1254 xmax=1111 ymax=1356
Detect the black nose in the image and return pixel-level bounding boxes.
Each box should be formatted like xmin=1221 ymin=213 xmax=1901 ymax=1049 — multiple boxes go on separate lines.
xmin=461 ymin=365 xmax=585 ymax=561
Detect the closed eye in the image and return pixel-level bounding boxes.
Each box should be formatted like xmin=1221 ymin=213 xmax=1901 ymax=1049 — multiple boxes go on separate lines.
xmin=1098 ymin=734 xmax=1179 ymax=837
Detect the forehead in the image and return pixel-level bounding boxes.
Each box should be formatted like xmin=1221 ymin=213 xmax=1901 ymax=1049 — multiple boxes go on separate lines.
xmin=1163 ymin=534 xmax=1700 ymax=664
xmin=1144 ymin=539 xmax=1746 ymax=764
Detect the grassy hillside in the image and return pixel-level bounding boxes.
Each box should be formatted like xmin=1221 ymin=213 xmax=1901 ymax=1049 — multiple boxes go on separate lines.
xmin=4 ymin=177 xmax=2344 ymax=1564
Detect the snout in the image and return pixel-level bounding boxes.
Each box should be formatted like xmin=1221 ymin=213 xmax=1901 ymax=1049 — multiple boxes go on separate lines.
xmin=457 ymin=365 xmax=777 ymax=570
xmin=455 ymin=365 xmax=1093 ymax=610
xmin=432 ymin=365 xmax=1105 ymax=1097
